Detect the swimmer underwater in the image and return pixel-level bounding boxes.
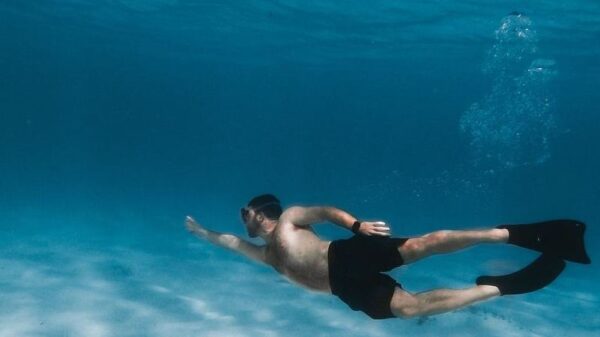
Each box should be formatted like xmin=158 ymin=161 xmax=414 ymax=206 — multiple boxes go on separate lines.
xmin=185 ymin=194 xmax=591 ymax=319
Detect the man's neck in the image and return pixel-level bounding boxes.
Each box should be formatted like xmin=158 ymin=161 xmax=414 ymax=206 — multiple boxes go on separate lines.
xmin=259 ymin=219 xmax=279 ymax=243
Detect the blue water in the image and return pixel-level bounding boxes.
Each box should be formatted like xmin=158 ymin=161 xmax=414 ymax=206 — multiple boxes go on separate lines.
xmin=1 ymin=1 xmax=599 ymax=336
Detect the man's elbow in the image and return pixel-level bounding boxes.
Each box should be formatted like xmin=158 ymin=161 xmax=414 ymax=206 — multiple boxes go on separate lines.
xmin=218 ymin=234 xmax=240 ymax=249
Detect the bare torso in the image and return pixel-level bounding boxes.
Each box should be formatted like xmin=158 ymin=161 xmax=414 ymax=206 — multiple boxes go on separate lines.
xmin=264 ymin=220 xmax=332 ymax=293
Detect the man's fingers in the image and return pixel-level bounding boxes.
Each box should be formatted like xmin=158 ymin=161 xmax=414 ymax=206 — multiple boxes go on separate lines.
xmin=186 ymin=216 xmax=200 ymax=226
xmin=375 ymin=230 xmax=391 ymax=235
xmin=365 ymin=226 xmax=390 ymax=235
xmin=371 ymin=224 xmax=390 ymax=231
xmin=368 ymin=225 xmax=391 ymax=236
xmin=185 ymin=216 xmax=201 ymax=232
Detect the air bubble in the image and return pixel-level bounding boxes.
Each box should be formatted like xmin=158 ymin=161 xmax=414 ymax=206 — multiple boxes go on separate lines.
xmin=460 ymin=13 xmax=557 ymax=171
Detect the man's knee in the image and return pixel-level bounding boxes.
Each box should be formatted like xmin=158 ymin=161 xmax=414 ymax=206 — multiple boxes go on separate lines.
xmin=392 ymin=305 xmax=420 ymax=319
xmin=423 ymin=230 xmax=450 ymax=243
xmin=399 ymin=231 xmax=449 ymax=263
xmin=423 ymin=230 xmax=452 ymax=252
xmin=389 ymin=288 xmax=421 ymax=319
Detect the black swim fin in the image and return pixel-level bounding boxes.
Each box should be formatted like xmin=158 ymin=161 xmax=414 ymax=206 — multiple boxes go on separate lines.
xmin=476 ymin=254 xmax=565 ymax=295
xmin=497 ymin=219 xmax=591 ymax=264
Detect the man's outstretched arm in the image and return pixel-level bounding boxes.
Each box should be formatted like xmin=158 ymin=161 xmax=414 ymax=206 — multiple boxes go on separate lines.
xmin=281 ymin=206 xmax=391 ymax=236
xmin=185 ymin=216 xmax=266 ymax=263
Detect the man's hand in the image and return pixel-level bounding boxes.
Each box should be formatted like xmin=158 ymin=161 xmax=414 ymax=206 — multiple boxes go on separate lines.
xmin=358 ymin=221 xmax=391 ymax=237
xmin=185 ymin=215 xmax=205 ymax=235
xmin=184 ymin=215 xmax=266 ymax=263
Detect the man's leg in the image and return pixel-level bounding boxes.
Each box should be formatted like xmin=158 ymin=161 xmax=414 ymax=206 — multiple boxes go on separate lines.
xmin=399 ymin=228 xmax=509 ymax=265
xmin=389 ymin=285 xmax=500 ymax=318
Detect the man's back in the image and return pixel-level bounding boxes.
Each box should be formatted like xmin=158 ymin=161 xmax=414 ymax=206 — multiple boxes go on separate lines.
xmin=266 ymin=212 xmax=332 ymax=292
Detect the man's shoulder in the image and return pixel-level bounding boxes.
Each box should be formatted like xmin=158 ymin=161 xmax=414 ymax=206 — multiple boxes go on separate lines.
xmin=278 ymin=206 xmax=310 ymax=228
xmin=279 ymin=205 xmax=329 ymax=228
xmin=280 ymin=205 xmax=307 ymax=219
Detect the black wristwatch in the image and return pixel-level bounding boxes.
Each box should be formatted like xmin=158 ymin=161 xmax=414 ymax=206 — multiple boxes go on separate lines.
xmin=351 ymin=221 xmax=362 ymax=234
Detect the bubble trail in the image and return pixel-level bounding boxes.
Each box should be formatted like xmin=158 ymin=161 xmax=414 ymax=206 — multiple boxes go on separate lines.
xmin=460 ymin=13 xmax=557 ymax=172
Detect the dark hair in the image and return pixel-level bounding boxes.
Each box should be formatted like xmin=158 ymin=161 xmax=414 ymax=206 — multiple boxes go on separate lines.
xmin=247 ymin=194 xmax=282 ymax=220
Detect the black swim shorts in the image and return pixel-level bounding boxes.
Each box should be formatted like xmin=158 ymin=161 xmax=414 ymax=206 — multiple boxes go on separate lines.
xmin=328 ymin=234 xmax=408 ymax=319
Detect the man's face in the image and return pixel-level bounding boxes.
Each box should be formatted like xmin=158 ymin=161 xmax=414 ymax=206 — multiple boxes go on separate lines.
xmin=241 ymin=207 xmax=260 ymax=238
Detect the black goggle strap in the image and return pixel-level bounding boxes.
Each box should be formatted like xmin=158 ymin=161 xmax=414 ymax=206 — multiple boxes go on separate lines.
xmin=242 ymin=201 xmax=280 ymax=220
xmin=251 ymin=201 xmax=280 ymax=212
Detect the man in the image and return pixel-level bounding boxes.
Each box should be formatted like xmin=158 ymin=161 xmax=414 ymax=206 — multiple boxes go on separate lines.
xmin=185 ymin=194 xmax=590 ymax=319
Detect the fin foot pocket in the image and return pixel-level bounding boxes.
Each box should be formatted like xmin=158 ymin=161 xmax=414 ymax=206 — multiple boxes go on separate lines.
xmin=498 ymin=219 xmax=591 ymax=264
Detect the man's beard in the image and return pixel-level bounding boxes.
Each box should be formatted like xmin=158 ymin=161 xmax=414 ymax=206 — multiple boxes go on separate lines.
xmin=247 ymin=226 xmax=258 ymax=238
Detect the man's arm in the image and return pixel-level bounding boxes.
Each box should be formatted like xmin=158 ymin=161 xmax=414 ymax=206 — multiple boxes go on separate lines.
xmin=185 ymin=216 xmax=266 ymax=263
xmin=281 ymin=206 xmax=391 ymax=236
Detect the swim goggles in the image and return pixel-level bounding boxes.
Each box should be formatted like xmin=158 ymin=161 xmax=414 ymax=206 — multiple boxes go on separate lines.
xmin=240 ymin=201 xmax=280 ymax=223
